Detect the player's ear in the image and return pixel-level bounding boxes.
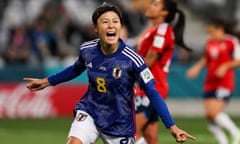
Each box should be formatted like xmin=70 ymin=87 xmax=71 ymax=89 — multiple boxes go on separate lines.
xmin=93 ymin=24 xmax=98 ymax=33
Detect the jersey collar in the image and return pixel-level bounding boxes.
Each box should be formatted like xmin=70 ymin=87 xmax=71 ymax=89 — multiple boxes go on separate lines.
xmin=97 ymin=39 xmax=125 ymax=58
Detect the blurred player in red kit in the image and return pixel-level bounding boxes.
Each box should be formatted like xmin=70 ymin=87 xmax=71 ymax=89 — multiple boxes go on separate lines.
xmin=187 ymin=18 xmax=240 ymax=144
xmin=134 ymin=0 xmax=191 ymax=143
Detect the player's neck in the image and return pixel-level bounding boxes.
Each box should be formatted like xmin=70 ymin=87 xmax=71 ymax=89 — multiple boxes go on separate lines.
xmin=151 ymin=18 xmax=165 ymax=26
xmin=212 ymin=32 xmax=225 ymax=41
xmin=100 ymin=42 xmax=119 ymax=55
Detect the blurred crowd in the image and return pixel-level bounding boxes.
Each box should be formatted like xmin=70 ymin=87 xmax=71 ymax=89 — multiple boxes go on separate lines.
xmin=0 ymin=0 xmax=150 ymax=67
xmin=0 ymin=0 xmax=239 ymax=67
xmin=184 ymin=0 xmax=240 ymax=22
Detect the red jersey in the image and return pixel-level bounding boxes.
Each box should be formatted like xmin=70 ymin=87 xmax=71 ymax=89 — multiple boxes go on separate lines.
xmin=204 ymin=35 xmax=240 ymax=92
xmin=135 ymin=23 xmax=175 ymax=99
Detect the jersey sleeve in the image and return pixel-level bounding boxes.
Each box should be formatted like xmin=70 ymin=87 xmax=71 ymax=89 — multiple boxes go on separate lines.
xmin=134 ymin=63 xmax=175 ymax=128
xmin=48 ymin=50 xmax=86 ymax=86
xmin=232 ymin=38 xmax=240 ymax=60
xmin=150 ymin=24 xmax=172 ymax=53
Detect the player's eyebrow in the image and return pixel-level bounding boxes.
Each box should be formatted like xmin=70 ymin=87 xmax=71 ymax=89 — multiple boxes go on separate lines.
xmin=99 ymin=17 xmax=120 ymax=21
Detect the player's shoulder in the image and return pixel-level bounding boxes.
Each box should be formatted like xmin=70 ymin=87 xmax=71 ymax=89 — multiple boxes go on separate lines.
xmin=225 ymin=35 xmax=240 ymax=51
xmin=79 ymin=38 xmax=100 ymax=51
xmin=121 ymin=45 xmax=145 ymax=68
xmin=155 ymin=23 xmax=172 ymax=35
xmin=224 ymin=35 xmax=239 ymax=44
xmin=206 ymin=38 xmax=214 ymax=45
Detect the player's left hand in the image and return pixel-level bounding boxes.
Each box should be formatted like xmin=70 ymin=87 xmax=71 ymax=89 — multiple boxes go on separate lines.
xmin=170 ymin=125 xmax=196 ymax=143
xmin=216 ymin=64 xmax=228 ymax=78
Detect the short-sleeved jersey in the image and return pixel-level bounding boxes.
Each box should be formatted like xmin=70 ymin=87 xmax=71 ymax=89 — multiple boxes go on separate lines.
xmin=48 ymin=39 xmax=175 ymax=137
xmin=204 ymin=35 xmax=240 ymax=91
xmin=135 ymin=23 xmax=175 ymax=99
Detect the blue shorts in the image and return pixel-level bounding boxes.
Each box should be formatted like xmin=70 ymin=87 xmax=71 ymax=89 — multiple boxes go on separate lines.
xmin=134 ymin=96 xmax=159 ymax=122
xmin=204 ymin=87 xmax=232 ymax=102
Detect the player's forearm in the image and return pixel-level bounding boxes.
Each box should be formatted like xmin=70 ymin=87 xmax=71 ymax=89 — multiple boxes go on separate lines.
xmin=197 ymin=56 xmax=207 ymax=68
xmin=147 ymin=90 xmax=175 ymax=128
xmin=223 ymin=60 xmax=240 ymax=69
xmin=192 ymin=56 xmax=207 ymax=71
xmin=143 ymin=82 xmax=175 ymax=128
xmin=144 ymin=50 xmax=158 ymax=67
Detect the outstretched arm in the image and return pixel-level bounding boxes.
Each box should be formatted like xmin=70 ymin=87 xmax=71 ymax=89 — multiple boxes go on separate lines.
xmin=24 ymin=61 xmax=85 ymax=91
xmin=142 ymin=80 xmax=196 ymax=142
xmin=187 ymin=56 xmax=207 ymax=79
xmin=137 ymin=66 xmax=196 ymax=143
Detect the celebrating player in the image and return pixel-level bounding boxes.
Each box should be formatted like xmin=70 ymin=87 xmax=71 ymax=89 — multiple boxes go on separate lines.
xmin=134 ymin=0 xmax=191 ymax=143
xmin=24 ymin=3 xmax=195 ymax=144
xmin=187 ymin=18 xmax=240 ymax=144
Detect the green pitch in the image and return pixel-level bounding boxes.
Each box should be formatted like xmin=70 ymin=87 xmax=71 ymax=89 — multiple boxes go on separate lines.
xmin=0 ymin=117 xmax=239 ymax=144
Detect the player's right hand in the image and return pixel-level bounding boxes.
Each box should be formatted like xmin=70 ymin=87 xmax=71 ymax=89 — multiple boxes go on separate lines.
xmin=23 ymin=77 xmax=50 ymax=92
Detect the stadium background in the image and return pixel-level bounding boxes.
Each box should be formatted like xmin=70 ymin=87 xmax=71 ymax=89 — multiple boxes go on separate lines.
xmin=0 ymin=0 xmax=239 ymax=144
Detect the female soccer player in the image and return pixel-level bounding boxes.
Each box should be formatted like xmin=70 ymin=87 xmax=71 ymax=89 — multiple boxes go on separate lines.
xmin=134 ymin=0 xmax=191 ymax=143
xmin=24 ymin=3 xmax=195 ymax=144
xmin=187 ymin=19 xmax=240 ymax=144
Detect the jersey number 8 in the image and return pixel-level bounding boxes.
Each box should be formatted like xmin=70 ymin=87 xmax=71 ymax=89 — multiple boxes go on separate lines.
xmin=96 ymin=77 xmax=107 ymax=93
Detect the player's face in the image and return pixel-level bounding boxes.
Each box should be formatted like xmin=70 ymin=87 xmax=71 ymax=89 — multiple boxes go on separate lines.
xmin=95 ymin=11 xmax=121 ymax=45
xmin=145 ymin=0 xmax=166 ymax=19
xmin=207 ymin=25 xmax=225 ymax=40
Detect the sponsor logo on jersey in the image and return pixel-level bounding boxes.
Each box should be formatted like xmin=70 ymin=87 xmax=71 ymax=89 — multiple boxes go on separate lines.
xmin=140 ymin=68 xmax=154 ymax=84
xmin=112 ymin=67 xmax=122 ymax=79
xmin=99 ymin=66 xmax=106 ymax=71
xmin=209 ymin=47 xmax=218 ymax=59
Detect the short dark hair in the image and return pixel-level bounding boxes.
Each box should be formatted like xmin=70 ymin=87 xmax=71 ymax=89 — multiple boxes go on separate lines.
xmin=92 ymin=3 xmax=123 ymax=25
xmin=207 ymin=18 xmax=226 ymax=28
xmin=207 ymin=18 xmax=239 ymax=37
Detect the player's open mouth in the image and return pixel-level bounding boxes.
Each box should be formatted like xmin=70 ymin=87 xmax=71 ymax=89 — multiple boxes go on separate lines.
xmin=106 ymin=32 xmax=116 ymax=37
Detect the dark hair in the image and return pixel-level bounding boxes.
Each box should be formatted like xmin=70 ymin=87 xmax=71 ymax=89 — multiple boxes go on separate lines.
xmin=207 ymin=18 xmax=239 ymax=37
xmin=162 ymin=0 xmax=191 ymax=52
xmin=92 ymin=3 xmax=123 ymax=25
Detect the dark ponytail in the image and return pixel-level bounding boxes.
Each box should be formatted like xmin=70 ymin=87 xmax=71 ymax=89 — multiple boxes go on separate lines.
xmin=163 ymin=0 xmax=191 ymax=52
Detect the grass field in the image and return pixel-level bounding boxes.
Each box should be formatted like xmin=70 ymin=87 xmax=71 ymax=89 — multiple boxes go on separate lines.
xmin=0 ymin=117 xmax=239 ymax=144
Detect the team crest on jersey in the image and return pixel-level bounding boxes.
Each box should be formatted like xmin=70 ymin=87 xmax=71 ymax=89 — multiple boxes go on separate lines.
xmin=76 ymin=112 xmax=88 ymax=121
xmin=112 ymin=67 xmax=122 ymax=79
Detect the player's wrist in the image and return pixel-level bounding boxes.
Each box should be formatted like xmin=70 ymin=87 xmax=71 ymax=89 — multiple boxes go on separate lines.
xmin=43 ymin=78 xmax=51 ymax=87
xmin=169 ymin=125 xmax=177 ymax=131
xmin=169 ymin=125 xmax=181 ymax=137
